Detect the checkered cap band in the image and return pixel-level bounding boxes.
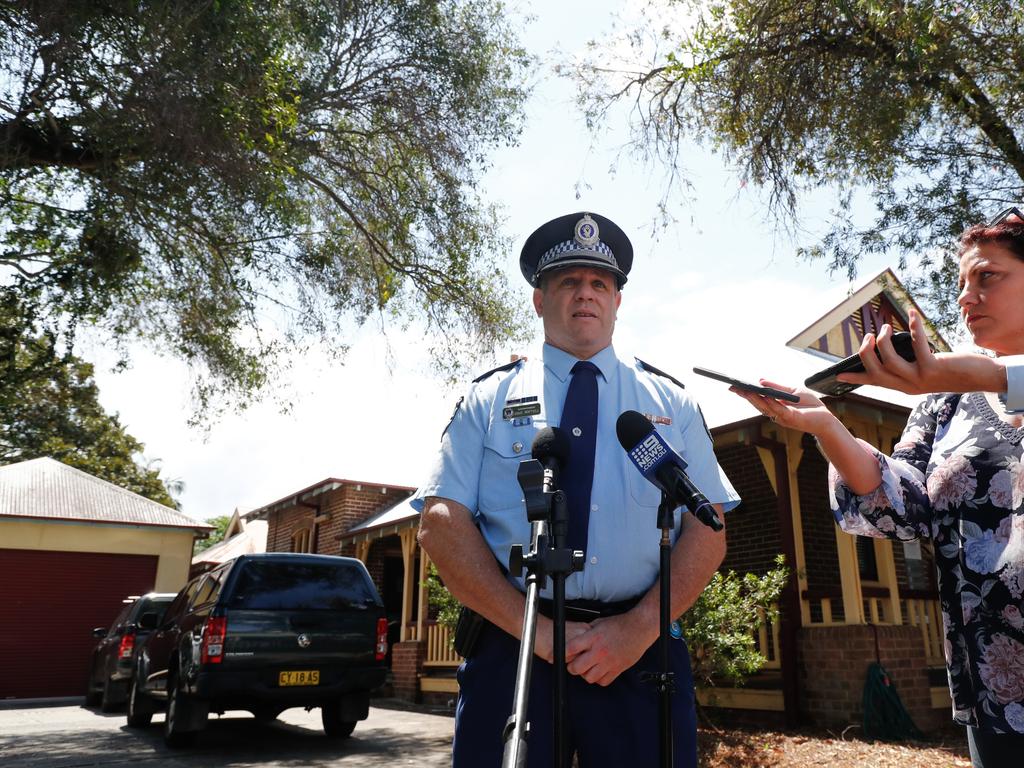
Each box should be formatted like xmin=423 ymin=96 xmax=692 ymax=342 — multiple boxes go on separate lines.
xmin=537 ymin=240 xmax=618 ymax=272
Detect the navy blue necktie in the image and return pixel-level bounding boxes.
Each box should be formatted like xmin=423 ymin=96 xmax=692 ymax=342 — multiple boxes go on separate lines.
xmin=560 ymin=361 xmax=599 ymax=555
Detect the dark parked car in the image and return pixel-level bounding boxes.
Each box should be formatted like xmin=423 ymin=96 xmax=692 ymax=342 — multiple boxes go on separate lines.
xmin=127 ymin=553 xmax=388 ymax=747
xmin=86 ymin=592 xmax=176 ymax=712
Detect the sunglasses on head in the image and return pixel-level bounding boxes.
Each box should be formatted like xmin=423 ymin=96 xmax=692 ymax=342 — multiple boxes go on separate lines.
xmin=988 ymin=206 xmax=1024 ymax=225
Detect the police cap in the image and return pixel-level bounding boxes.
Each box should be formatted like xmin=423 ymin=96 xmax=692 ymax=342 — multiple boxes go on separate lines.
xmin=519 ymin=212 xmax=632 ymax=288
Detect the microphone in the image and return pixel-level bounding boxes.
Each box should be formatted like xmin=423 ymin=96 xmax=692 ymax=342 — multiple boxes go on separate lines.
xmin=531 ymin=426 xmax=571 ymax=494
xmin=615 ymin=410 xmax=724 ymax=531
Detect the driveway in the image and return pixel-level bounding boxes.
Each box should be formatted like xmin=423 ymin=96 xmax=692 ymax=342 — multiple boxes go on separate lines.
xmin=0 ymin=700 xmax=454 ymax=767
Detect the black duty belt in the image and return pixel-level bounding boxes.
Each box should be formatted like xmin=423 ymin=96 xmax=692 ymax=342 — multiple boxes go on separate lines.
xmin=536 ymin=595 xmax=642 ymax=624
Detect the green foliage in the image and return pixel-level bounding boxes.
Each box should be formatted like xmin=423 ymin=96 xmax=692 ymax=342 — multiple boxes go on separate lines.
xmin=0 ymin=306 xmax=177 ymax=507
xmin=425 ymin=562 xmax=462 ymax=638
xmin=0 ymin=0 xmax=532 ymax=418
xmin=679 ymin=555 xmax=789 ymax=688
xmin=193 ymin=515 xmax=232 ymax=554
xmin=572 ymin=1 xmax=1024 ymax=330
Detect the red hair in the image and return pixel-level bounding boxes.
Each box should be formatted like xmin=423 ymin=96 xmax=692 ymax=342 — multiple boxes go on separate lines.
xmin=959 ymin=220 xmax=1024 ymax=261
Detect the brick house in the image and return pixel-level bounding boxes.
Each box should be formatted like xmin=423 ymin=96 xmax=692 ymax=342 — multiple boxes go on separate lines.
xmin=244 ymin=477 xmax=418 ymax=676
xmin=708 ymin=394 xmax=945 ymax=733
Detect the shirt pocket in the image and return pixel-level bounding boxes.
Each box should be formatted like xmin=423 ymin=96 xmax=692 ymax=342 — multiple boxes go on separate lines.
xmin=479 ymin=422 xmax=538 ymax=516
xmin=626 ymin=464 xmax=663 ymax=509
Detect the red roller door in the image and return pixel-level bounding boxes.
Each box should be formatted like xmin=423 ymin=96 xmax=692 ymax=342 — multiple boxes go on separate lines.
xmin=0 ymin=548 xmax=159 ymax=699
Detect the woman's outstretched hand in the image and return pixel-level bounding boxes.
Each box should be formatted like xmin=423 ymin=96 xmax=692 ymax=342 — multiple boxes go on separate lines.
xmin=729 ymin=380 xmax=836 ymax=434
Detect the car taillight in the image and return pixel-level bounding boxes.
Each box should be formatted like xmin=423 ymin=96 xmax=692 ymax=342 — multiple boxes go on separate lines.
xmin=201 ymin=616 xmax=227 ymax=664
xmin=375 ymin=617 xmax=388 ymax=661
xmin=118 ymin=629 xmax=136 ymax=660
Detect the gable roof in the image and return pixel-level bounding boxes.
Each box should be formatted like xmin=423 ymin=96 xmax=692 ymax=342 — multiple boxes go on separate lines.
xmin=786 ymin=268 xmax=951 ymax=361
xmin=0 ymin=457 xmax=211 ymax=532
xmin=248 ymin=477 xmax=416 ymax=519
xmin=191 ymin=509 xmax=267 ymax=568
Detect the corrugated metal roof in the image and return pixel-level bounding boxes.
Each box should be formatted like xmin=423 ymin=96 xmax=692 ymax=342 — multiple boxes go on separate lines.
xmin=343 ymin=498 xmax=419 ymax=539
xmin=191 ymin=519 xmax=268 ymax=565
xmin=0 ymin=457 xmax=212 ymax=531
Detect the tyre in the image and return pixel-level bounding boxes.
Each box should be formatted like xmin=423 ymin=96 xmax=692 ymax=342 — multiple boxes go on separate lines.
xmin=84 ymin=663 xmax=102 ymax=707
xmin=164 ymin=673 xmax=202 ymax=749
xmin=99 ymin=678 xmax=124 ymax=713
xmin=126 ymin=676 xmax=152 ymax=728
xmin=321 ymin=702 xmax=357 ymax=739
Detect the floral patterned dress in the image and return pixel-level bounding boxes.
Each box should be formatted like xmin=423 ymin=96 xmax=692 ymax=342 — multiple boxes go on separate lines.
xmin=830 ymin=391 xmax=1024 ymax=733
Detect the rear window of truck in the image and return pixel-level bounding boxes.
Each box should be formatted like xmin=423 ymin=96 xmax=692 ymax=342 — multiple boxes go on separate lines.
xmin=227 ymin=561 xmax=378 ymax=610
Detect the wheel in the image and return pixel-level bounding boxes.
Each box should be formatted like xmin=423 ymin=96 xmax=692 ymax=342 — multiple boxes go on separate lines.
xmin=321 ymin=702 xmax=357 ymax=739
xmin=126 ymin=676 xmax=152 ymax=728
xmin=84 ymin=663 xmax=102 ymax=707
xmin=99 ymin=678 xmax=124 ymax=713
xmin=164 ymin=673 xmax=202 ymax=748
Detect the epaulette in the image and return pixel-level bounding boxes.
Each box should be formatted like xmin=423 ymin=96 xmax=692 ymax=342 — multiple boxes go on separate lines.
xmin=472 ymin=358 xmax=522 ymax=383
xmin=636 ymin=358 xmax=685 ymax=390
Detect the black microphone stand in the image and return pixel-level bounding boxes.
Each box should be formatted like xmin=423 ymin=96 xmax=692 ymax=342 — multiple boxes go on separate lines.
xmin=502 ymin=459 xmax=583 ymax=768
xmin=641 ymin=492 xmax=677 ymax=768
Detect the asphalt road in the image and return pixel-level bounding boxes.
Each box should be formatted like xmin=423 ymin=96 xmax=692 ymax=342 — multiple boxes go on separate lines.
xmin=0 ymin=699 xmax=455 ymax=767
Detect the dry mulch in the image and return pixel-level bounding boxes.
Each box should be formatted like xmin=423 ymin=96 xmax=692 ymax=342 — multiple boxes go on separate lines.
xmin=697 ymin=725 xmax=972 ymax=767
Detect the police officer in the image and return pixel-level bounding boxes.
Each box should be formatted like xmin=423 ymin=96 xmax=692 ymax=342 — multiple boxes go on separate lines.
xmin=413 ymin=212 xmax=740 ymax=767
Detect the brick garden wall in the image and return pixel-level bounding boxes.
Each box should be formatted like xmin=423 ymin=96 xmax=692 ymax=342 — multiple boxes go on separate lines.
xmin=798 ymin=624 xmax=942 ymax=733
xmin=392 ymin=640 xmax=425 ymax=702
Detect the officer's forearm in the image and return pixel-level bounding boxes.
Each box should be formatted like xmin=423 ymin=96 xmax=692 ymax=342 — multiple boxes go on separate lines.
xmin=627 ymin=508 xmax=728 ymax=647
xmin=417 ymin=496 xmax=534 ymax=643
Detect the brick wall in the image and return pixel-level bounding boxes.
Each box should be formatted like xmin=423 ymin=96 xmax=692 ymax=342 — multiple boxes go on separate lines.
xmin=716 ymin=443 xmax=782 ymax=577
xmin=798 ymin=624 xmax=942 ymax=733
xmin=797 ymin=446 xmax=843 ymax=601
xmin=391 ymin=640 xmax=425 ymax=702
xmin=264 ymin=483 xmax=413 ymax=556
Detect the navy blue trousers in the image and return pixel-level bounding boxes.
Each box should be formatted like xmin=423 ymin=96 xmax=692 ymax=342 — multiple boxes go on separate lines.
xmin=452 ymin=621 xmax=697 ymax=768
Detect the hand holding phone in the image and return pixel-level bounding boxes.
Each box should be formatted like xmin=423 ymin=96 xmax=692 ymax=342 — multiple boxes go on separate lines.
xmin=692 ymin=367 xmax=801 ymax=403
xmin=804 ymin=331 xmax=921 ymax=396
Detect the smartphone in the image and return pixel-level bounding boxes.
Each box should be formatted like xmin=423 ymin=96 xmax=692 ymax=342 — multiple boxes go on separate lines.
xmin=804 ymin=331 xmax=919 ymax=396
xmin=692 ymin=367 xmax=801 ymax=403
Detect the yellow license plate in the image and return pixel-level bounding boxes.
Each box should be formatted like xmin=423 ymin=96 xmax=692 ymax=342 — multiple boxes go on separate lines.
xmin=278 ymin=670 xmax=320 ymax=687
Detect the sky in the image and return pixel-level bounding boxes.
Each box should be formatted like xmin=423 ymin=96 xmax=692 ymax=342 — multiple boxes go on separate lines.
xmin=82 ymin=1 xmax=928 ymax=522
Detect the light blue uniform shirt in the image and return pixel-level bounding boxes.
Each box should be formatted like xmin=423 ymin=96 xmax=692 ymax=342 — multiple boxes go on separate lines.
xmin=412 ymin=343 xmax=740 ymax=601
xmin=1002 ymin=355 xmax=1024 ymax=413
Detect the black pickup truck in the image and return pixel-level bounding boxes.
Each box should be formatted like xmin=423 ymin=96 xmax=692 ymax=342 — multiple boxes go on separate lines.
xmin=127 ymin=553 xmax=387 ymax=747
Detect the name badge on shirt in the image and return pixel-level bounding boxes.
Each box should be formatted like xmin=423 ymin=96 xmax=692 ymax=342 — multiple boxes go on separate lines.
xmin=503 ymin=396 xmax=541 ymax=421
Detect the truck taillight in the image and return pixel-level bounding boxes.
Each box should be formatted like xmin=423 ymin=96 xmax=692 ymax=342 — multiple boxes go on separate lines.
xmin=201 ymin=616 xmax=227 ymax=664
xmin=375 ymin=617 xmax=388 ymax=661
xmin=118 ymin=629 xmax=136 ymax=660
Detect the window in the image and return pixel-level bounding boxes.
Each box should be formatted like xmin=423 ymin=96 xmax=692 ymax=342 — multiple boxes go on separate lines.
xmin=190 ymin=567 xmax=227 ymax=608
xmin=857 ymin=536 xmax=879 ymax=582
xmin=291 ymin=528 xmax=313 ymax=553
xmin=228 ymin=560 xmax=378 ymax=610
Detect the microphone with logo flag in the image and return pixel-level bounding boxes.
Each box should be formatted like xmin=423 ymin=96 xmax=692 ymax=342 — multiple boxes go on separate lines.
xmin=615 ymin=410 xmax=723 ymax=531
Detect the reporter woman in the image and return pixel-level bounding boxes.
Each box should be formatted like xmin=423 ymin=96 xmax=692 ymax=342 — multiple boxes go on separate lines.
xmin=734 ymin=209 xmax=1024 ymax=768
